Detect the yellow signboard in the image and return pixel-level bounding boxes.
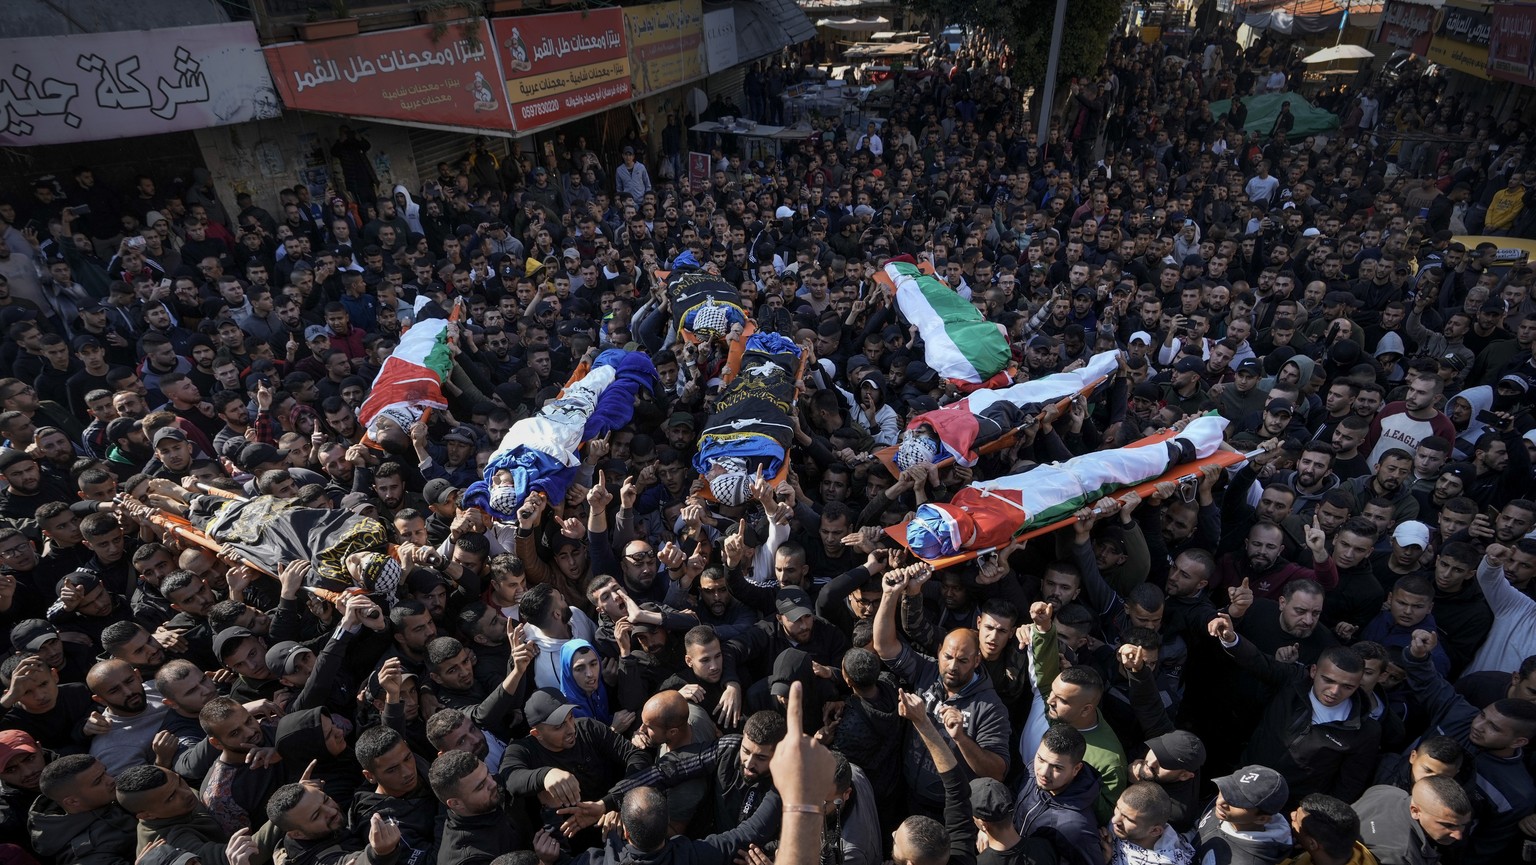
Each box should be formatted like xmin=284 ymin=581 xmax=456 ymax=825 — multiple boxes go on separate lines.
xmin=624 ymin=0 xmax=707 ymax=98
xmin=1427 ymin=35 xmax=1491 ymax=79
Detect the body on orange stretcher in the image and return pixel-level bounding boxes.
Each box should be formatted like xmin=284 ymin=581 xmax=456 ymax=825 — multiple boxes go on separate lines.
xmin=883 ymin=415 xmax=1256 ymax=569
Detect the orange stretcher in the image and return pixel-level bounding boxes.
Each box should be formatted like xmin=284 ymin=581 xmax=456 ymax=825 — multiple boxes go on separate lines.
xmin=880 ymin=434 xmax=1257 ymax=570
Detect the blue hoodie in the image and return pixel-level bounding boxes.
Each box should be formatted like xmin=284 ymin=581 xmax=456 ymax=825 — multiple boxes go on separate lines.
xmin=558 ymin=639 xmax=612 ymax=724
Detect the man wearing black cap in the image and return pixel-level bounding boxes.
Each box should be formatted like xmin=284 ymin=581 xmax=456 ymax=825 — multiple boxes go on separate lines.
xmin=500 ymin=687 xmax=650 ymax=835
xmin=732 ymin=587 xmax=849 ymax=691
xmin=970 ymin=776 xmax=1055 ymax=865
xmin=1194 ymin=765 xmax=1295 ymax=865
xmin=1160 ymin=355 xmax=1209 ymax=416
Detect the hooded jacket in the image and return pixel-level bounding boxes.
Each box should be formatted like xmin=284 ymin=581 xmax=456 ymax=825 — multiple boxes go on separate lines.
xmin=1353 ymin=785 xmax=1437 ymax=865
xmin=1013 ymin=761 xmax=1103 ymax=865
xmin=277 ymin=707 xmax=362 ymax=807
xmin=391 ymin=185 xmax=422 ymax=234
xmin=559 ymin=639 xmax=613 ymax=724
xmin=887 ymin=644 xmax=1013 ymax=811
xmin=28 ymin=797 xmax=137 ymax=865
xmin=347 ymin=779 xmax=442 ymax=864
xmin=438 ymin=804 xmax=531 ymax=865
xmin=1194 ymin=809 xmax=1293 ymax=865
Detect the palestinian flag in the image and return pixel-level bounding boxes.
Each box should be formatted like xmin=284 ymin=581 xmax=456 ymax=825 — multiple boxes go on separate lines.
xmin=887 ymin=260 xmax=1011 ymax=392
xmin=911 ymin=350 xmax=1121 ymax=466
xmin=359 ymin=317 xmax=452 ymax=435
xmin=907 ymin=414 xmax=1231 ymax=559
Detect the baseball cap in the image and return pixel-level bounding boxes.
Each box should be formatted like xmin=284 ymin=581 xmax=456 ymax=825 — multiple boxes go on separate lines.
xmin=214 ymin=626 xmax=259 ymax=660
xmin=9 ymin=619 xmax=58 ymax=652
xmin=1128 ymin=331 xmax=1153 ymax=346
xmin=1174 ymin=356 xmax=1204 ymax=374
xmin=563 ymin=248 xmax=580 ymax=261
xmin=152 ymin=427 xmax=188 ymax=448
xmin=1131 ymin=381 xmax=1162 ymax=402
xmin=340 ymin=491 xmax=376 ymax=515
xmin=1027 ymin=334 xmax=1055 ymax=350
xmin=1392 ymin=521 xmax=1430 ymax=549
xmin=1213 ymin=765 xmax=1289 ymax=814
xmin=70 ymin=334 xmax=103 ymax=352
xmin=1302 ymin=227 xmax=1322 ymax=238
xmin=60 ymin=569 xmax=100 ymax=594
xmin=423 ymin=478 xmax=458 ymax=505
xmin=1439 ymin=353 xmax=1467 ymax=371
xmin=969 ymin=778 xmax=1013 ymax=822
xmin=1236 ymin=358 xmax=1263 ymax=376
xmin=304 ymin=324 xmax=333 ymax=342
xmin=1265 ymin=398 xmax=1294 ymax=415
xmin=442 ymin=425 xmax=478 ymax=445
xmin=239 ymin=442 xmax=289 ymax=471
xmin=905 ymin=360 xmax=938 ymax=385
xmin=264 ymin=641 xmax=313 ymax=676
xmin=1146 ymin=730 xmax=1207 ymax=773
xmin=526 ymin=687 xmax=576 ymax=727
xmin=775 ymin=206 xmax=796 ymax=219
xmin=0 ymin=449 xmax=34 ymax=472
xmin=667 ymin=411 xmax=696 ymax=429
xmin=0 ymin=730 xmax=38 ymax=772
xmin=775 ymin=587 xmax=814 ymax=622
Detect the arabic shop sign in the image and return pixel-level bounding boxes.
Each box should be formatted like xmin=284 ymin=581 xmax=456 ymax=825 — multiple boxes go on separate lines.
xmin=264 ymin=21 xmax=513 ymax=131
xmin=1375 ymin=0 xmax=1434 ymax=55
xmin=1428 ymin=0 xmax=1492 ymax=79
xmin=1489 ymin=3 xmax=1536 ymax=87
xmin=492 ymin=10 xmax=631 ymax=133
xmin=0 ymin=22 xmax=279 ymax=146
xmin=624 ymin=0 xmax=707 ymax=98
xmin=1437 ymin=4 xmax=1492 ymax=46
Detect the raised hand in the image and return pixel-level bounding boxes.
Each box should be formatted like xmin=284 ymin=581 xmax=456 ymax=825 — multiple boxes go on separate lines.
xmin=768 ymin=681 xmax=836 ymax=808
xmin=1029 ymin=601 xmax=1056 ymax=633
xmin=587 ymin=471 xmax=613 ymax=510
xmin=1409 ymin=629 xmax=1438 ymax=661
xmin=1303 ymin=514 xmax=1327 ymax=555
xmin=1227 ymin=578 xmax=1253 ymax=618
xmin=1274 ymin=643 xmax=1300 ymax=663
xmin=1207 ymin=613 xmax=1237 ymax=643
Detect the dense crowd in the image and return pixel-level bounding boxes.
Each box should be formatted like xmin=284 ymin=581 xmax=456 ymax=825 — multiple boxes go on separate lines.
xmin=0 ymin=20 xmax=1533 ymax=865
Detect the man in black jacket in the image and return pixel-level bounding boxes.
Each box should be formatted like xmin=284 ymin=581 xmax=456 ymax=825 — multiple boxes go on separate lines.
xmin=499 ymin=689 xmax=650 ymax=839
xmin=430 ymin=749 xmax=530 ymax=865
xmin=1207 ymin=614 xmax=1380 ymax=805
xmin=349 ymin=726 xmax=442 ymax=863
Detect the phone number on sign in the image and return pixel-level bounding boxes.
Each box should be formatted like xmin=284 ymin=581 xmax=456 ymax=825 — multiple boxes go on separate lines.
xmin=519 ymin=98 xmax=561 ymax=121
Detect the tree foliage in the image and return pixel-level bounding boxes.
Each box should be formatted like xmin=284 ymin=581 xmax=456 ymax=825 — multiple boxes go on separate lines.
xmin=903 ymin=0 xmax=1123 ymax=87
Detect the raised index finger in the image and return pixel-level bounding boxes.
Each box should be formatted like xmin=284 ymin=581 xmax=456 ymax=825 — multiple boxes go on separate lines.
xmin=784 ymin=680 xmax=805 ymax=739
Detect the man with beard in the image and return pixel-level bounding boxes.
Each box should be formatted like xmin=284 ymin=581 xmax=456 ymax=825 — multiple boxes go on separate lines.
xmin=1341 ymin=448 xmax=1419 ymax=523
xmin=873 ymin=567 xmax=1011 ymax=815
xmin=267 ymin=780 xmax=402 ymax=865
xmin=370 ymin=463 xmax=421 ymax=524
xmin=0 ymin=450 xmax=69 ymax=535
xmin=1213 ymin=519 xmax=1335 ymax=601
xmin=197 ymin=695 xmax=279 ymax=834
xmin=693 ymin=567 xmax=758 ymax=642
xmin=84 ymin=659 xmax=167 ymax=775
xmin=1281 ymin=443 xmax=1341 ymax=518
xmin=1366 ymin=374 xmax=1455 ymax=467
xmin=430 ymin=748 xmax=530 ymax=865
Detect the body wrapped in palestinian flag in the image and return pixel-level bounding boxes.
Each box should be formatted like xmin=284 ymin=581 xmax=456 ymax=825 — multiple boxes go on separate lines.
xmin=886 ymin=259 xmax=1011 ymax=393
xmin=693 ymin=332 xmax=802 ymax=505
xmin=465 ymin=349 xmax=658 ymax=519
xmin=358 ymin=311 xmax=453 ymax=437
xmin=897 ymin=350 xmax=1121 ymax=471
xmin=907 ymin=414 xmax=1231 ymax=559
xmin=667 ymin=253 xmax=748 ymax=344
xmin=185 ymin=494 xmax=398 ymax=598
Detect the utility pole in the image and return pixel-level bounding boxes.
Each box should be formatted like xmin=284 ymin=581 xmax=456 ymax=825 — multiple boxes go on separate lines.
xmin=1036 ymin=0 xmax=1070 ymax=147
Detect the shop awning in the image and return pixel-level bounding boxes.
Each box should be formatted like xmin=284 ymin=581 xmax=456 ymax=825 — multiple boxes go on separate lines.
xmin=1228 ymin=0 xmax=1385 ymax=34
xmin=730 ymin=0 xmax=817 ymax=62
xmin=816 ymin=16 xmax=890 ymax=30
xmin=843 ymin=40 xmax=926 ymax=58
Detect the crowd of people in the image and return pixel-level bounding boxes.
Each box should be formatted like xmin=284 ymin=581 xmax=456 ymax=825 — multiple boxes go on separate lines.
xmin=0 ymin=17 xmax=1532 ymax=865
